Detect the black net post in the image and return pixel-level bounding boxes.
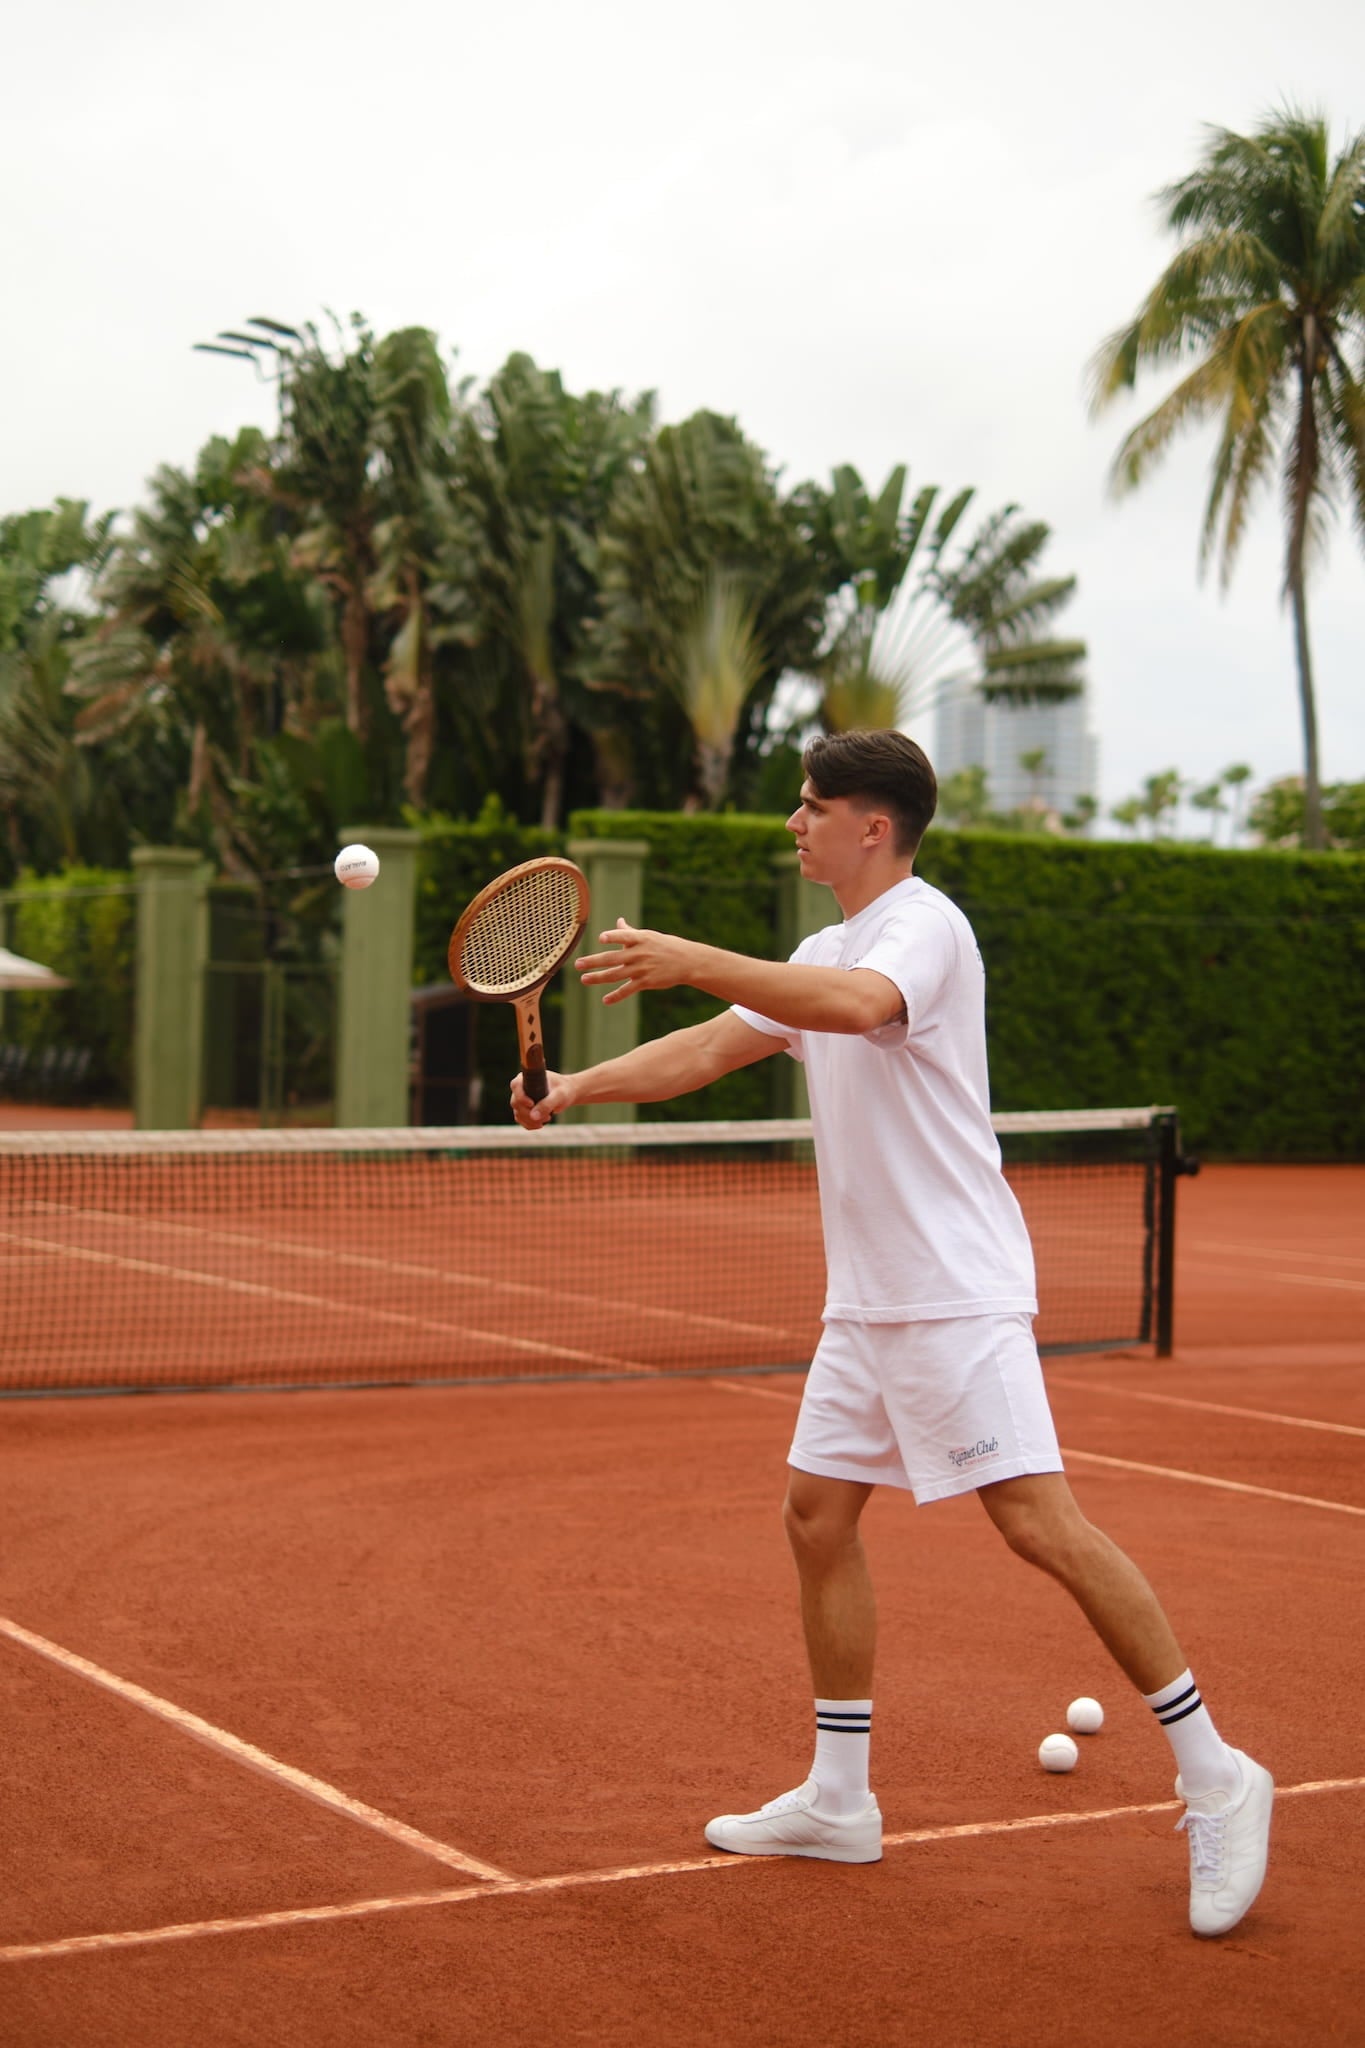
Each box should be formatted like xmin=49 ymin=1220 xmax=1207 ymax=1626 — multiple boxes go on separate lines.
xmin=1153 ymin=1111 xmax=1199 ymax=1358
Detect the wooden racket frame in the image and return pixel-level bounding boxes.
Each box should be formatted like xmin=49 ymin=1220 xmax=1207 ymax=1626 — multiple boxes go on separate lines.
xmin=447 ymin=856 xmax=590 ymax=1105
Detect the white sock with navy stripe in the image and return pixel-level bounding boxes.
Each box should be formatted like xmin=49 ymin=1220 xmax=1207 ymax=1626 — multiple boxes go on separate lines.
xmin=1143 ymin=1669 xmax=1238 ymax=1799
xmin=811 ymin=1698 xmax=873 ymax=1815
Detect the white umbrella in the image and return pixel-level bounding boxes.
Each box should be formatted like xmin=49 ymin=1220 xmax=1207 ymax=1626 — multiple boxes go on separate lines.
xmin=0 ymin=946 xmax=72 ymax=991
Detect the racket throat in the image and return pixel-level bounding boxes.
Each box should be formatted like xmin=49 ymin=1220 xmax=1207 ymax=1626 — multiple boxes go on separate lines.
xmin=513 ymin=992 xmax=550 ymax=1104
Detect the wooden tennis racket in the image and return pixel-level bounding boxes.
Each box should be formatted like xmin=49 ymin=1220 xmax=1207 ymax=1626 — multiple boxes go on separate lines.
xmin=447 ymin=856 xmax=590 ymax=1106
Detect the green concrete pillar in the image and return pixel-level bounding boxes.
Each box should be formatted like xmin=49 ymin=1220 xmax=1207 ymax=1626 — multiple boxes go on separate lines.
xmin=561 ymin=837 xmax=650 ymax=1125
xmin=334 ymin=827 xmax=421 ymax=1128
xmin=132 ymin=847 xmax=210 ymax=1130
xmin=771 ymin=850 xmax=835 ymax=1119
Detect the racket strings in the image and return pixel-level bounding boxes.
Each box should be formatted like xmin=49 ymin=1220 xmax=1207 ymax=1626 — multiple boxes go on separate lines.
xmin=459 ymin=868 xmax=584 ymax=994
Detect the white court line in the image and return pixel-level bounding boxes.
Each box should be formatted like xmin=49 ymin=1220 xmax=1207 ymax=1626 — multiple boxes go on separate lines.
xmin=3 ymin=1776 xmax=1360 ymax=1967
xmin=1063 ymin=1448 xmax=1365 ymax=1518
xmin=0 ymin=1615 xmax=513 ymax=1885
xmin=709 ymin=1376 xmax=805 ymax=1405
xmin=708 ymin=1378 xmax=1365 ymax=1517
xmin=1049 ymin=1379 xmax=1365 ymax=1441
xmin=1184 ymin=1256 xmax=1365 ymax=1296
xmin=1188 ymin=1239 xmax=1365 ymax=1271
xmin=0 ymin=1230 xmax=654 ymax=1378
xmin=26 ymin=1202 xmax=798 ymax=1346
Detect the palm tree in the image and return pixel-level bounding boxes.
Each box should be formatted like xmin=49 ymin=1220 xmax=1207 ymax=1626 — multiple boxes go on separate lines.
xmin=804 ymin=469 xmax=1087 ymax=742
xmin=67 ymin=434 xmax=327 ymax=869
xmin=364 ymin=326 xmax=453 ymax=806
xmin=1190 ymin=781 xmax=1228 ymax=841
xmin=443 ymin=354 xmax=656 ymax=826
xmin=1221 ymin=761 xmax=1254 ymax=844
xmin=0 ymin=501 xmax=184 ymax=875
xmin=1090 ymin=110 xmax=1365 ymax=850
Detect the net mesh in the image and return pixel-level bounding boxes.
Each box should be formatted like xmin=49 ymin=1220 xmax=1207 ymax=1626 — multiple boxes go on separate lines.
xmin=455 ymin=864 xmax=585 ymax=995
xmin=0 ymin=1113 xmax=1169 ymax=1394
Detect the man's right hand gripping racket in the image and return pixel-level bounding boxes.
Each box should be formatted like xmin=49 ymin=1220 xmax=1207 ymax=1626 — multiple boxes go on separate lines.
xmin=447 ymin=857 xmax=590 ymax=1112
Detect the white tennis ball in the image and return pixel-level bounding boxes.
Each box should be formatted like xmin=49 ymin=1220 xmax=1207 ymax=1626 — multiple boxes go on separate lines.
xmin=1067 ymin=1696 xmax=1104 ymax=1735
xmin=1039 ymin=1732 xmax=1080 ymax=1773
xmin=335 ymin=844 xmax=380 ymax=890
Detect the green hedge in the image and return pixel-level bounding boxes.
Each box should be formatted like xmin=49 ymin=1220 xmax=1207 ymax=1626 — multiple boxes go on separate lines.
xmin=3 ymin=869 xmax=137 ymax=1100
xmin=566 ymin=810 xmax=795 ymax=1120
xmin=568 ymin=816 xmax=1365 ymax=1159
xmin=413 ymin=806 xmax=565 ymax=1122
xmin=914 ymin=831 xmax=1365 ymax=1160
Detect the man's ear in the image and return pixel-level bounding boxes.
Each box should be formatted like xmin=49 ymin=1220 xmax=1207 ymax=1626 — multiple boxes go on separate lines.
xmin=862 ymin=811 xmax=893 ymax=847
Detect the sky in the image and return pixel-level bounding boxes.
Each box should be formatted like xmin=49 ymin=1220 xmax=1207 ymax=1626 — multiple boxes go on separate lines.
xmin=4 ymin=0 xmax=1363 ymax=826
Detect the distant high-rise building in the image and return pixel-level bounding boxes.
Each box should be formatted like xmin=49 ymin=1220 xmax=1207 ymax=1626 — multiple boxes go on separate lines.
xmin=932 ymin=685 xmax=1099 ymax=824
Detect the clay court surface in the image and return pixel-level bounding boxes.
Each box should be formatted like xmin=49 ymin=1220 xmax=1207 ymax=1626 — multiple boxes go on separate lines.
xmin=1 ymin=1163 xmax=1362 ymax=2046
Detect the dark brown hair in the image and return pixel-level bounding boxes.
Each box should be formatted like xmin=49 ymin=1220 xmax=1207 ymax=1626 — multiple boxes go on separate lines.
xmin=802 ymin=729 xmax=938 ymax=855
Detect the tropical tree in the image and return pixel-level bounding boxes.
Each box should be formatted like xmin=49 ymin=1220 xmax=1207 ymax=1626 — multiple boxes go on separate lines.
xmin=670 ymin=570 xmax=767 ymax=807
xmin=1249 ymin=774 xmax=1365 ymax=849
xmin=588 ymin=412 xmax=835 ymax=808
xmin=0 ymin=500 xmax=150 ymax=875
xmin=1221 ymin=761 xmax=1254 ymax=842
xmin=799 ymin=467 xmax=1087 ymax=742
xmin=1090 ymin=109 xmax=1365 ymax=850
xmin=440 ymin=354 xmax=656 ymax=824
xmin=363 ymin=327 xmax=454 ymax=805
xmin=1189 ymin=780 xmax=1228 ymax=840
xmin=66 ymin=432 xmax=329 ymax=870
xmin=936 ymin=765 xmax=993 ymax=828
xmin=1061 ymin=792 xmax=1099 ymax=834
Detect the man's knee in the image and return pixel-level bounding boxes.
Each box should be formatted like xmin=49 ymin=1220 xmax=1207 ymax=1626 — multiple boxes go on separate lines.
xmin=783 ymin=1471 xmax=869 ymax=1565
xmin=982 ymin=1477 xmax=1093 ymax=1576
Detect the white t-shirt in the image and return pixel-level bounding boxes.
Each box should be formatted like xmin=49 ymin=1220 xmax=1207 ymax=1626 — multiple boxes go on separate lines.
xmin=732 ymin=875 xmax=1037 ymax=1323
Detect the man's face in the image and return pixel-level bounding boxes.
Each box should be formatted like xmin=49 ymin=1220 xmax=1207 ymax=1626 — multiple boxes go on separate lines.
xmin=786 ymin=781 xmax=884 ymax=885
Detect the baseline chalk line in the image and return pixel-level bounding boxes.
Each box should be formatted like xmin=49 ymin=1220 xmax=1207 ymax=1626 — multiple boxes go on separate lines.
xmin=4 ymin=1777 xmax=1361 ymax=1966
xmin=0 ymin=1615 xmax=513 ymax=1884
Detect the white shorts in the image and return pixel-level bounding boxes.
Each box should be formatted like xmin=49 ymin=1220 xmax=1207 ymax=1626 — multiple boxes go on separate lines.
xmin=788 ymin=1313 xmax=1064 ymax=1506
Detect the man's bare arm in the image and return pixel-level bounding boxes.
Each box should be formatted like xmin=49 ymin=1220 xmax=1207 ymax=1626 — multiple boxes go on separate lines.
xmin=576 ymin=922 xmax=904 ymax=1034
xmin=510 ymin=1008 xmax=781 ymax=1130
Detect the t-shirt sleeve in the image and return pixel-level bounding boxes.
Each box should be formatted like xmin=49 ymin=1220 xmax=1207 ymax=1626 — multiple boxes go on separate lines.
xmin=854 ymin=906 xmax=959 ymax=1053
xmin=728 ymin=935 xmax=818 ymax=1063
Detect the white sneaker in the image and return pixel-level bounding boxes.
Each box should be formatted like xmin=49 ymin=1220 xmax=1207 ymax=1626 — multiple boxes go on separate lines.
xmin=704 ymin=1779 xmax=882 ymax=1863
xmin=1175 ymin=1747 xmax=1274 ymax=1937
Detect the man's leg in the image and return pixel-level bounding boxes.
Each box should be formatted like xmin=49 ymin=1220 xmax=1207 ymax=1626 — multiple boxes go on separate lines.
xmin=703 ymin=1469 xmax=882 ymax=1863
xmin=782 ymin=1469 xmax=877 ymax=1697
xmin=977 ymin=1470 xmax=1182 ymax=1692
xmin=979 ymin=1471 xmax=1273 ymax=1935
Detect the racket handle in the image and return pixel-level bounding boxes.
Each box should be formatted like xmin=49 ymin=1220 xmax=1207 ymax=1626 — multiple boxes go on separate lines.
xmin=514 ymin=992 xmax=550 ymax=1109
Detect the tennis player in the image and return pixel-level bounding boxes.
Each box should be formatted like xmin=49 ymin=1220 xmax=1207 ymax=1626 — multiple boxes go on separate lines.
xmin=508 ymin=728 xmax=1273 ymax=1937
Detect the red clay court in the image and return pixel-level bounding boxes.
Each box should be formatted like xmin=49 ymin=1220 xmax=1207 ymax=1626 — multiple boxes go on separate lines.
xmin=1 ymin=1161 xmax=1363 ymax=2046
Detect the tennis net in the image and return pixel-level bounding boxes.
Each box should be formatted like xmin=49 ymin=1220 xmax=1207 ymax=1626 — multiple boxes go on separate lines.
xmin=0 ymin=1110 xmax=1188 ymax=1394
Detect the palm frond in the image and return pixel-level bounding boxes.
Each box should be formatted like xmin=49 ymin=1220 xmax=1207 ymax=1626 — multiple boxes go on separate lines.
xmin=1108 ymin=347 xmax=1233 ymax=494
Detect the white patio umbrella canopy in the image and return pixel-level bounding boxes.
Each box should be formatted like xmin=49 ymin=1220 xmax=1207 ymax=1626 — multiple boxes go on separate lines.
xmin=0 ymin=946 xmax=72 ymax=991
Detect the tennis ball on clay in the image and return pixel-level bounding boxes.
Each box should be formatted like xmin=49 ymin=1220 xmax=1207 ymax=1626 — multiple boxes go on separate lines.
xmin=335 ymin=844 xmax=380 ymax=890
xmin=1066 ymin=1696 xmax=1104 ymax=1735
xmin=1039 ymin=1732 xmax=1080 ymax=1773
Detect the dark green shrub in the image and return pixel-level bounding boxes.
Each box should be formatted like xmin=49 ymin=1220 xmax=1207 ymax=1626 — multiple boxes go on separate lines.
xmin=914 ymin=830 xmax=1365 ymax=1159
xmin=567 ymin=810 xmax=795 ymax=1120
xmin=4 ymin=869 xmax=137 ymax=1100
xmin=570 ymin=815 xmax=1365 ymax=1158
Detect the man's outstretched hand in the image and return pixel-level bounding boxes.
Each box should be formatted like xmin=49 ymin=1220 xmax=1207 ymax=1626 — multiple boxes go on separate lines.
xmin=576 ymin=919 xmax=693 ymax=1005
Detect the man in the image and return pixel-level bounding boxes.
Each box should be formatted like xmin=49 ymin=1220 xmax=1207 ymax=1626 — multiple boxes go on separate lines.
xmin=509 ymin=728 xmax=1273 ymax=1937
